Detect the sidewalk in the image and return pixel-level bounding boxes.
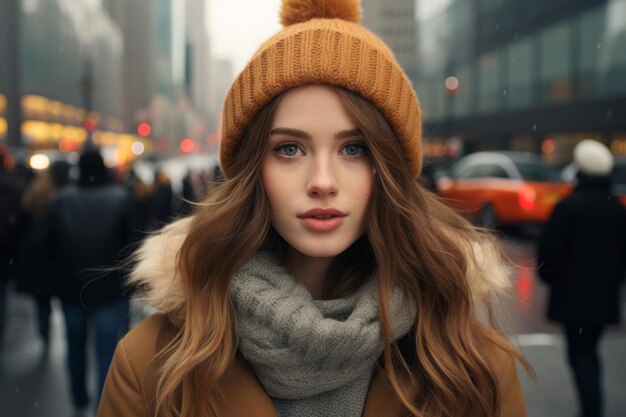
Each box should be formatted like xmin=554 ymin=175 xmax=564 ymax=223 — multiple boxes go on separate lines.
xmin=515 ymin=329 xmax=626 ymax=417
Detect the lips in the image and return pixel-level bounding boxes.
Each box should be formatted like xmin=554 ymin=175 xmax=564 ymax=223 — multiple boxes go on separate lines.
xmin=299 ymin=208 xmax=347 ymax=218
xmin=298 ymin=208 xmax=347 ymax=232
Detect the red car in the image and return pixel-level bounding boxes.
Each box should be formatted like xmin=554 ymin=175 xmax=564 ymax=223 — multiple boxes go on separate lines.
xmin=435 ymin=152 xmax=573 ymax=228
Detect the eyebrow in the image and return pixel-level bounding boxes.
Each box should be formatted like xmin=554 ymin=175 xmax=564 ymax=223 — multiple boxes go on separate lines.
xmin=269 ymin=127 xmax=363 ymax=140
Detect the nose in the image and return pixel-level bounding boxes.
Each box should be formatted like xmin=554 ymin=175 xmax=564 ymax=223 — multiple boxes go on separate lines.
xmin=307 ymin=157 xmax=338 ymax=198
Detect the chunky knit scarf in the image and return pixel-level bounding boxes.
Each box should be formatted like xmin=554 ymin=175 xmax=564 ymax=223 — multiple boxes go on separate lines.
xmin=230 ymin=252 xmax=416 ymax=417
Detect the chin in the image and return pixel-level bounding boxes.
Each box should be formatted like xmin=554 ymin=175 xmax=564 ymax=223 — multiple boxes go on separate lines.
xmin=289 ymin=237 xmax=356 ymax=259
xmin=296 ymin=247 xmax=344 ymax=259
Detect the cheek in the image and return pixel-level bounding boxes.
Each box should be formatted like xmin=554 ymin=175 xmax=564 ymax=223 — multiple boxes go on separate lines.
xmin=262 ymin=163 xmax=288 ymax=211
xmin=351 ymin=167 xmax=374 ymax=210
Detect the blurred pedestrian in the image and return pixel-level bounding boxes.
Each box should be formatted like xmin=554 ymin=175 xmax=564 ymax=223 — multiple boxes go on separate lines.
xmin=178 ymin=169 xmax=198 ymax=215
xmin=16 ymin=159 xmax=71 ymax=353
xmin=0 ymin=147 xmax=24 ymax=347
xmin=99 ymin=1 xmax=530 ymax=417
xmin=124 ymin=168 xmax=154 ymax=242
xmin=203 ymin=164 xmax=225 ymax=197
xmin=41 ymin=148 xmax=133 ymax=415
xmin=538 ymin=139 xmax=626 ymax=417
xmin=146 ymin=169 xmax=173 ymax=231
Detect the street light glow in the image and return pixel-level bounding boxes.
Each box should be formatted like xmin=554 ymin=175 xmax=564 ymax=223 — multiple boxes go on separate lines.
xmin=445 ymin=76 xmax=460 ymax=91
xmin=180 ymin=138 xmax=195 ymax=153
xmin=131 ymin=141 xmax=145 ymax=155
xmin=137 ymin=122 xmax=152 ymax=137
xmin=29 ymin=153 xmax=50 ymax=170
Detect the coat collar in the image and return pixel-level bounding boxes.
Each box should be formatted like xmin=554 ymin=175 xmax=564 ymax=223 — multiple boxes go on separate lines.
xmin=216 ymin=358 xmax=402 ymax=417
xmin=575 ymin=173 xmax=612 ymax=191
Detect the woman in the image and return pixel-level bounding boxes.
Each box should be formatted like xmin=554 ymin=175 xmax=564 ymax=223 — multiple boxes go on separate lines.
xmin=98 ymin=1 xmax=530 ymax=416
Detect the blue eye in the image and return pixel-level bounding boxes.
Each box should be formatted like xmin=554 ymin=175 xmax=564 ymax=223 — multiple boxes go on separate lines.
xmin=342 ymin=143 xmax=367 ymax=157
xmin=275 ymin=143 xmax=302 ymax=157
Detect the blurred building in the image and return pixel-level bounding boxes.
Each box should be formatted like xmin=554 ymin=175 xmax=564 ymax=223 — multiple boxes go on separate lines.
xmin=0 ymin=0 xmax=16 ymax=147
xmin=413 ymin=0 xmax=626 ymax=165
xmin=0 ymin=0 xmax=124 ymax=143
xmin=0 ymin=0 xmax=221 ymax=166
xmin=0 ymin=0 xmax=152 ymax=167
xmin=102 ymin=0 xmax=156 ymax=129
xmin=362 ymin=0 xmax=417 ymax=78
xmin=185 ymin=0 xmax=212 ymax=120
xmin=208 ymin=58 xmax=233 ymax=125
xmin=106 ymin=0 xmax=214 ymax=156
xmin=103 ymin=0 xmax=186 ymax=157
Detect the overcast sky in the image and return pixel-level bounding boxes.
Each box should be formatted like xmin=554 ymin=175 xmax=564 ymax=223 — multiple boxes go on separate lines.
xmin=208 ymin=0 xmax=282 ymax=74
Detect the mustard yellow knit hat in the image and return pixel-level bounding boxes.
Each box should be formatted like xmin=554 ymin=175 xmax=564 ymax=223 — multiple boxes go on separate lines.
xmin=220 ymin=0 xmax=422 ymax=178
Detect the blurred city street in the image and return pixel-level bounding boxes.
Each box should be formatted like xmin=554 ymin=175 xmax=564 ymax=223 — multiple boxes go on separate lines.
xmin=1 ymin=232 xmax=625 ymax=417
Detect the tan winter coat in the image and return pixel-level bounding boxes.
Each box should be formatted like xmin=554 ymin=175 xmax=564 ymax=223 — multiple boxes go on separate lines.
xmin=97 ymin=218 xmax=527 ymax=417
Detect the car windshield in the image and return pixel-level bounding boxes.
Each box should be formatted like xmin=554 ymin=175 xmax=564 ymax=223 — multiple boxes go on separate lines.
xmin=514 ymin=161 xmax=563 ymax=182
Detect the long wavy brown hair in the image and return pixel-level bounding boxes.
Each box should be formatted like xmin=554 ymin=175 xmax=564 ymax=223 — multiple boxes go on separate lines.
xmin=152 ymin=85 xmax=531 ymax=417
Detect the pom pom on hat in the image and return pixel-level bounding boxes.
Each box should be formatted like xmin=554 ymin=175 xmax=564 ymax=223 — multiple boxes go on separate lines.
xmin=574 ymin=139 xmax=614 ymax=176
xmin=280 ymin=0 xmax=362 ymax=26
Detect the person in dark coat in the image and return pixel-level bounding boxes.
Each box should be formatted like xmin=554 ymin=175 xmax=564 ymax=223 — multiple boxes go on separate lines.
xmin=179 ymin=169 xmax=198 ymax=215
xmin=0 ymin=148 xmax=24 ymax=347
xmin=17 ymin=160 xmax=71 ymax=352
xmin=123 ymin=168 xmax=154 ymax=243
xmin=40 ymin=148 xmax=133 ymax=415
xmin=538 ymin=139 xmax=626 ymax=417
xmin=146 ymin=169 xmax=173 ymax=231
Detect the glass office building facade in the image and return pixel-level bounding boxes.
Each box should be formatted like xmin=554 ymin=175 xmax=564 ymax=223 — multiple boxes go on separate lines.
xmin=0 ymin=0 xmax=183 ymax=160
xmin=0 ymin=0 xmax=124 ymax=149
xmin=414 ymin=0 xmax=626 ymax=164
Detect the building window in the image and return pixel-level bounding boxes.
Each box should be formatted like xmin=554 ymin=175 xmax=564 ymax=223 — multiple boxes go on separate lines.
xmin=478 ymin=0 xmax=508 ymax=14
xmin=451 ymin=63 xmax=474 ymax=118
xmin=580 ymin=0 xmax=626 ymax=97
xmin=416 ymin=74 xmax=446 ymax=122
xmin=540 ymin=21 xmax=573 ymax=104
xmin=477 ymin=52 xmax=502 ymax=114
xmin=449 ymin=2 xmax=474 ymax=63
xmin=507 ymin=37 xmax=534 ymax=110
xmin=603 ymin=0 xmax=626 ymax=94
xmin=579 ymin=5 xmax=605 ymax=96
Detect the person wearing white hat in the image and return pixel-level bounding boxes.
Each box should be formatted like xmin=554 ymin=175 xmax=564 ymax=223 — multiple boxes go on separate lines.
xmin=573 ymin=139 xmax=615 ymax=177
xmin=538 ymin=139 xmax=626 ymax=417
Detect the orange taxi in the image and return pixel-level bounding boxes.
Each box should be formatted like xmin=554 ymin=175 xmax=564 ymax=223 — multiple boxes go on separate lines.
xmin=435 ymin=152 xmax=573 ymax=228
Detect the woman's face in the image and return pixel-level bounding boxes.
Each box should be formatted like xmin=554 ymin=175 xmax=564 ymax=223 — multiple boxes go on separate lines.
xmin=262 ymin=85 xmax=374 ymax=259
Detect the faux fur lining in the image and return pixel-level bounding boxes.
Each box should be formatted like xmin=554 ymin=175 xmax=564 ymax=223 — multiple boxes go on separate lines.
xmin=128 ymin=217 xmax=191 ymax=314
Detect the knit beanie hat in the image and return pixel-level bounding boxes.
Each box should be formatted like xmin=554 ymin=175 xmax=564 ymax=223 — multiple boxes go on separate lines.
xmin=574 ymin=139 xmax=614 ymax=176
xmin=219 ymin=0 xmax=422 ymax=179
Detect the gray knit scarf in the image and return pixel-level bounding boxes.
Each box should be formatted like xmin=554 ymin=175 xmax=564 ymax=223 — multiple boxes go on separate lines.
xmin=229 ymin=252 xmax=416 ymax=417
